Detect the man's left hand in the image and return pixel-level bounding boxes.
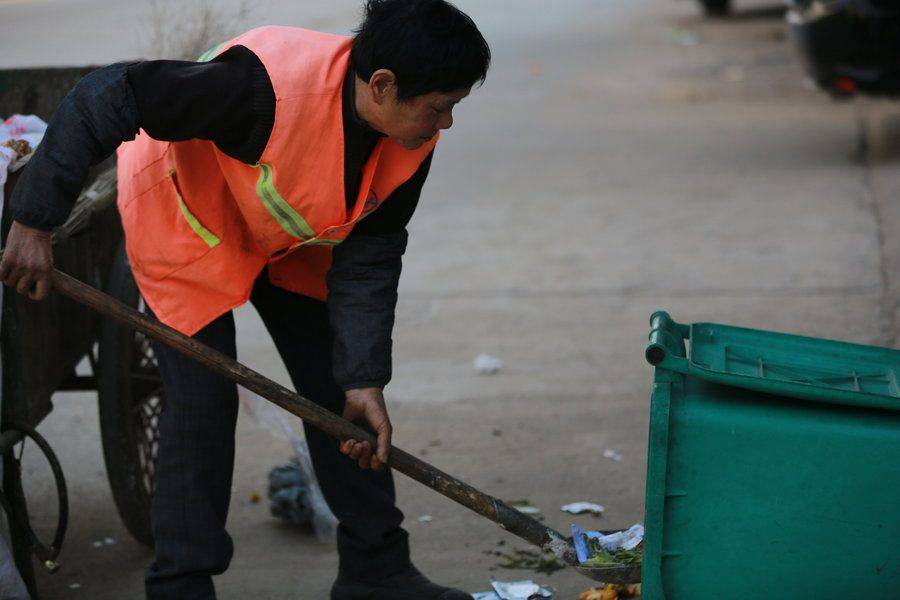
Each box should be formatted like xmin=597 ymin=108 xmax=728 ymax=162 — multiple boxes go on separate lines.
xmin=340 ymin=387 xmax=392 ymax=471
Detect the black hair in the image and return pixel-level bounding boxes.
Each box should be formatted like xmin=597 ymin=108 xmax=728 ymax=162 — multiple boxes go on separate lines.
xmin=351 ymin=0 xmax=491 ymax=101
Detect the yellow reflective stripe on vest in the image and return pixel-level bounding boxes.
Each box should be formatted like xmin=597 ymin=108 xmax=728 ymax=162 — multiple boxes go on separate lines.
xmin=177 ymin=196 xmax=221 ymax=248
xmin=303 ymin=238 xmax=343 ymax=246
xmin=254 ymin=163 xmax=316 ymax=239
xmin=197 ymin=43 xmax=225 ymax=63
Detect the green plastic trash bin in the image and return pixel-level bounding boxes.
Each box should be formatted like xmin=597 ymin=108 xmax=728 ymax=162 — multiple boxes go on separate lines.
xmin=642 ymin=311 xmax=900 ymax=599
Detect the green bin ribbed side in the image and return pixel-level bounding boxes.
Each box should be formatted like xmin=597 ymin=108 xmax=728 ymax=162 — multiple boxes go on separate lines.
xmin=643 ymin=312 xmax=900 ymax=599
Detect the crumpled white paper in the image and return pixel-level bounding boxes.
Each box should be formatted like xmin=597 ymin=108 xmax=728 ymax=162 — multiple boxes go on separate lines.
xmin=596 ymin=524 xmax=644 ymax=552
xmin=560 ymin=502 xmax=604 ymax=516
xmin=602 ymin=448 xmax=623 ymax=462
xmin=473 ymin=353 xmax=503 ymax=375
xmin=472 ymin=579 xmax=553 ymax=599
xmin=572 ymin=523 xmax=644 ymax=563
xmin=511 ymin=503 xmax=541 ymax=515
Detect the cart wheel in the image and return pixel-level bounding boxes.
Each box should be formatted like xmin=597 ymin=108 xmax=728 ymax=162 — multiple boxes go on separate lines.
xmin=98 ymin=241 xmax=161 ymax=548
xmin=699 ymin=0 xmax=730 ymax=16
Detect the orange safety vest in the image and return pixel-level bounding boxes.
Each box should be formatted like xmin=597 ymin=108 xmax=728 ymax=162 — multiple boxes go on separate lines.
xmin=116 ymin=26 xmax=438 ymax=336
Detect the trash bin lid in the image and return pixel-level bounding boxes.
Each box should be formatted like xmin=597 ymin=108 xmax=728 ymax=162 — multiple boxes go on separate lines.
xmin=646 ymin=311 xmax=900 ymax=411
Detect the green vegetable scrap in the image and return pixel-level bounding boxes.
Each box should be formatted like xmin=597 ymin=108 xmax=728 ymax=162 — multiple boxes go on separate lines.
xmin=581 ymin=539 xmax=643 ymax=568
xmin=494 ymin=548 xmax=566 ymax=575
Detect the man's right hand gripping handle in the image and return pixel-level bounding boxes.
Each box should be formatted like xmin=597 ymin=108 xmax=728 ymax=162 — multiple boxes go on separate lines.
xmin=0 ymin=221 xmax=53 ymax=300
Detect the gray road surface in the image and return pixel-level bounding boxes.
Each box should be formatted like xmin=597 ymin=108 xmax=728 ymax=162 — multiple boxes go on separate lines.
xmin=3 ymin=0 xmax=900 ymax=598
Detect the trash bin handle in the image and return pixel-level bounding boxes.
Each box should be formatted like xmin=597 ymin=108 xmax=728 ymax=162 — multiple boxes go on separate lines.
xmin=646 ymin=311 xmax=690 ymax=369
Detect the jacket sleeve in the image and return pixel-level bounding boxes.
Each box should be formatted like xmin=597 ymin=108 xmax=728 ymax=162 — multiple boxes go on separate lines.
xmin=9 ymin=62 xmax=139 ymax=231
xmin=326 ymin=151 xmax=434 ymax=390
xmin=8 ymin=46 xmax=274 ymax=232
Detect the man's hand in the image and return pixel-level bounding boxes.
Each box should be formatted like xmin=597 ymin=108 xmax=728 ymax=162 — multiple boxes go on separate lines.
xmin=0 ymin=221 xmax=53 ymax=300
xmin=340 ymin=387 xmax=392 ymax=471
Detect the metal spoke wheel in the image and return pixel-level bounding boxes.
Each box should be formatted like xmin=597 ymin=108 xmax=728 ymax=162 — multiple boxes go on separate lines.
xmin=129 ymin=328 xmax=163 ymax=499
xmin=97 ymin=240 xmax=161 ymax=547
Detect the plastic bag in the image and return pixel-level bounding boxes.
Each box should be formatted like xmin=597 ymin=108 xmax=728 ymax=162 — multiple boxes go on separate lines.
xmin=239 ymin=388 xmax=338 ymax=543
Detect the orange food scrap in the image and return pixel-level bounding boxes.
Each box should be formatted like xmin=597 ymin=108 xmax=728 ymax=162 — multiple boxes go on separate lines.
xmin=578 ymin=583 xmax=641 ymax=600
xmin=577 ymin=588 xmax=605 ymax=600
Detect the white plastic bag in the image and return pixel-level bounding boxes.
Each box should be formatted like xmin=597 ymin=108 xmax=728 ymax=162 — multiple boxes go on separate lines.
xmin=239 ymin=388 xmax=338 ymax=543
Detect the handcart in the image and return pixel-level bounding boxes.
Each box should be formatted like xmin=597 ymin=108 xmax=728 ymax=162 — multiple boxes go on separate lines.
xmin=1 ymin=66 xmax=162 ymax=598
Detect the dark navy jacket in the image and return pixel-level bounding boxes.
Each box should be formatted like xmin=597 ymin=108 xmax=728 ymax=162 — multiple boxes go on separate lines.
xmin=9 ymin=45 xmax=433 ymax=390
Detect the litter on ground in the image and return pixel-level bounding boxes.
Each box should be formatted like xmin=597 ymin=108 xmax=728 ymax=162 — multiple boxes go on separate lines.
xmin=472 ymin=579 xmax=553 ymax=599
xmin=578 ymin=583 xmax=641 ymax=600
xmin=492 ymin=547 xmax=566 ymax=575
xmin=474 ymin=353 xmax=503 ymax=375
xmin=240 ymin=389 xmax=337 ymax=542
xmin=602 ymin=449 xmax=623 ymax=462
xmin=506 ymin=499 xmax=541 ymax=515
xmin=560 ymin=502 xmax=604 ymax=516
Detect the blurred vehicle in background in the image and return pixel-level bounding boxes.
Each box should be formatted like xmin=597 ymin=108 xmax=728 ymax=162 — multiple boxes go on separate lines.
xmin=697 ymin=0 xmax=732 ymax=17
xmin=787 ymin=0 xmax=900 ymax=96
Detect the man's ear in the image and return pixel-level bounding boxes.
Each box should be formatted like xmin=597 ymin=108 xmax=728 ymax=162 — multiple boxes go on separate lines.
xmin=368 ymin=69 xmax=397 ymax=105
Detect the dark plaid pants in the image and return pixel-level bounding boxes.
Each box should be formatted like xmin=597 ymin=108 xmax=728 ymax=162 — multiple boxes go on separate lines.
xmin=144 ymin=270 xmax=410 ymax=600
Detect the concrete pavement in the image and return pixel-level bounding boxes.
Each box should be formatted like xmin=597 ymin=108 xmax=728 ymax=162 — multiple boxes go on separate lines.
xmin=3 ymin=0 xmax=899 ymax=597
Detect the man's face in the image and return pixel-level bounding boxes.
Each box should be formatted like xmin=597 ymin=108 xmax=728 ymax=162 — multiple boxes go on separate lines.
xmin=380 ymin=87 xmax=471 ymax=150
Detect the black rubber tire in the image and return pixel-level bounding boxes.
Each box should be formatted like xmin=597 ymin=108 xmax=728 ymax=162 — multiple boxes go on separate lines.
xmin=97 ymin=240 xmax=162 ymax=548
xmin=700 ymin=0 xmax=731 ymax=16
